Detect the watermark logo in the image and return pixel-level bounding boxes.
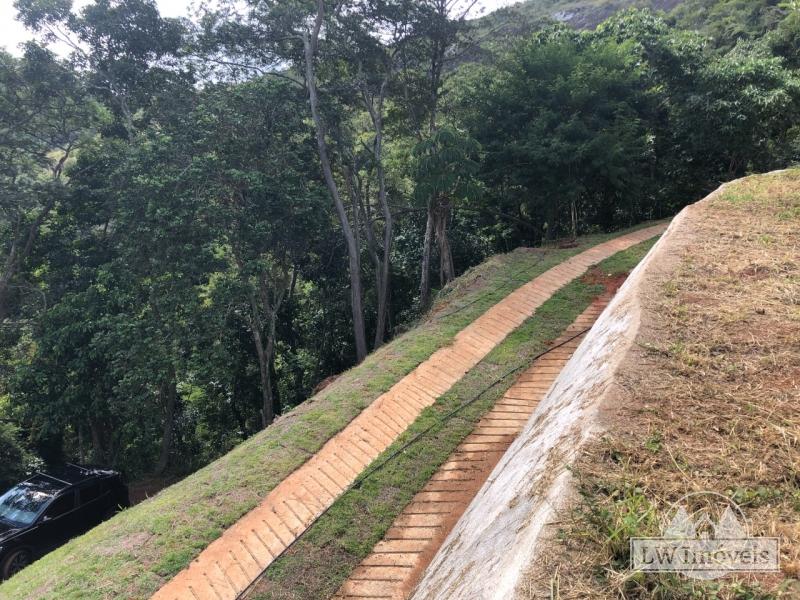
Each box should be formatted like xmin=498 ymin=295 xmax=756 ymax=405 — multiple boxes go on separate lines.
xmin=631 ymin=491 xmax=780 ymax=580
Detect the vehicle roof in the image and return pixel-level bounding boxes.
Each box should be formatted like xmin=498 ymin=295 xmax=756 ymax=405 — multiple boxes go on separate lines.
xmin=17 ymin=474 xmax=68 ymax=495
xmin=20 ymin=464 xmax=119 ymax=492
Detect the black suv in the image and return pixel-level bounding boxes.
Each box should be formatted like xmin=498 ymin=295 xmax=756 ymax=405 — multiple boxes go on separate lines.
xmin=0 ymin=464 xmax=129 ymax=579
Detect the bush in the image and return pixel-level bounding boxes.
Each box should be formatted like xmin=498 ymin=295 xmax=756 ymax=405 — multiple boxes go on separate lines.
xmin=0 ymin=421 xmax=40 ymax=491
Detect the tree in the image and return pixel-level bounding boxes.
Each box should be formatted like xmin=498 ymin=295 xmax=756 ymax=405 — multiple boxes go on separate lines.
xmin=692 ymin=41 xmax=800 ymax=178
xmin=769 ymin=8 xmax=800 ymax=69
xmin=205 ymin=0 xmax=374 ymax=361
xmin=16 ymin=0 xmax=186 ymax=138
xmin=413 ymin=127 xmax=481 ymax=286
xmin=193 ymin=77 xmax=326 ymax=427
xmin=10 ymin=125 xmax=214 ymax=473
xmin=329 ymin=0 xmax=421 ymax=348
xmin=0 ymin=421 xmax=40 ymax=490
xmin=671 ymin=0 xmax=787 ymax=50
xmin=454 ymin=26 xmax=653 ymax=242
xmin=602 ymin=10 xmax=800 ymax=192
xmin=394 ymin=0 xmax=480 ymax=307
xmin=0 ymin=45 xmax=102 ymax=323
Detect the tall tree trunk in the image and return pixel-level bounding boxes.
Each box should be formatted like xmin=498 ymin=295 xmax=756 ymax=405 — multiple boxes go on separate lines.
xmin=155 ymin=375 xmax=177 ymax=475
xmin=434 ymin=197 xmax=455 ymax=285
xmin=89 ymin=418 xmax=106 ymax=464
xmin=373 ymin=258 xmax=389 ymax=348
xmin=373 ymin=137 xmax=392 ymax=349
xmin=0 ymin=246 xmax=16 ymax=321
xmin=362 ymin=82 xmax=393 ymax=349
xmin=345 ymin=164 xmax=385 ymax=349
xmin=419 ymin=200 xmax=435 ymax=309
xmin=246 ymin=272 xmax=285 ymax=428
xmin=253 ymin=327 xmax=275 ymax=428
xmin=303 ymin=14 xmax=368 ymax=362
xmin=413 ymin=1 xmax=448 ymax=310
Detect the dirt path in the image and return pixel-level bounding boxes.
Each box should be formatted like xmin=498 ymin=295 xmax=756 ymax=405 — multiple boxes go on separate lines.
xmin=331 ymin=288 xmax=621 ymax=600
xmin=151 ymin=225 xmax=666 ymax=600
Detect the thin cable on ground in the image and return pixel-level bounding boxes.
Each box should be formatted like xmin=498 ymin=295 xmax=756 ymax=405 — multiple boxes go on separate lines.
xmin=235 ymin=324 xmax=592 ymax=600
xmin=350 ymin=325 xmax=591 ymax=489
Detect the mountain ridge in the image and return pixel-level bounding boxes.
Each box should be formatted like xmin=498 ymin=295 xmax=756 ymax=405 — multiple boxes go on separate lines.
xmin=474 ymin=0 xmax=684 ymax=32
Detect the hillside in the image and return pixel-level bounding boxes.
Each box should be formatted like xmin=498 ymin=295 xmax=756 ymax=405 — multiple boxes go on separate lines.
xmin=472 ymin=0 xmax=683 ymax=37
xmin=411 ymin=170 xmax=800 ymax=599
xmin=0 ymin=224 xmax=663 ymax=599
xmin=246 ymin=233 xmax=662 ymax=600
xmin=470 ymin=0 xmax=798 ymax=50
xmin=2 ymin=1 xmax=798 ymax=598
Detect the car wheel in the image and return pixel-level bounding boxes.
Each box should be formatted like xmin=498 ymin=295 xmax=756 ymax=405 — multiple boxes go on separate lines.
xmin=2 ymin=549 xmax=31 ymax=579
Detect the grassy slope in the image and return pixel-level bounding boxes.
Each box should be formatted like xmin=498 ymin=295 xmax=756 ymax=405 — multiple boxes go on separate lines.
xmin=248 ymin=239 xmax=659 ymax=600
xmin=521 ymin=171 xmax=800 ymax=598
xmin=0 ymin=223 xmax=662 ymax=600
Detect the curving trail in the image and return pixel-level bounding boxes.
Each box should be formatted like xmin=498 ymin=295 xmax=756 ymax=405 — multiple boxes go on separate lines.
xmin=151 ymin=225 xmax=666 ymax=600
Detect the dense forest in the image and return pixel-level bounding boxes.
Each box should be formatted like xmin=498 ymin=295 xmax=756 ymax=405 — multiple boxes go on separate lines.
xmin=1 ymin=0 xmax=798 ymax=489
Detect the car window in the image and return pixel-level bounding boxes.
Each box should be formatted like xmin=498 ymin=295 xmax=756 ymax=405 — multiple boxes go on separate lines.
xmin=0 ymin=484 xmax=54 ymax=526
xmin=79 ymin=482 xmax=103 ymax=505
xmin=43 ymin=492 xmax=75 ymax=520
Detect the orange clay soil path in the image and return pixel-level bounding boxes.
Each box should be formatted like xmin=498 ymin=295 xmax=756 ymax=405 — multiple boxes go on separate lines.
xmin=151 ymin=225 xmax=665 ymax=600
xmin=331 ymin=290 xmax=618 ymax=600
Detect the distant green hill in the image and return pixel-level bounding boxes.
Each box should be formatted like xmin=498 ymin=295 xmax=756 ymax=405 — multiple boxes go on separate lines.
xmin=472 ymin=0 xmax=683 ymax=37
xmin=473 ymin=0 xmax=792 ymax=44
xmin=463 ymin=0 xmax=683 ymax=64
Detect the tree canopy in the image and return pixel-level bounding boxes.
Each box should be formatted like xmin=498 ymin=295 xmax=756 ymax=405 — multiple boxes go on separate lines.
xmin=0 ymin=0 xmax=798 ymax=485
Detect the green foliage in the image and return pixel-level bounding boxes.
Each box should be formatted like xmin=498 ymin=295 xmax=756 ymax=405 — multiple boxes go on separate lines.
xmin=0 ymin=45 xmax=104 ymax=317
xmin=5 ymin=72 xmax=338 ymax=475
xmin=0 ymin=421 xmax=41 ymax=491
xmin=474 ymin=0 xmax=799 ymax=50
xmin=413 ymin=126 xmax=482 ymax=203
xmin=454 ymin=25 xmax=655 ymax=239
xmin=0 ymin=231 xmax=639 ymax=599
xmin=671 ymin=0 xmax=789 ymax=48
xmin=601 ymin=10 xmax=800 ymax=187
xmin=15 ymin=0 xmax=187 ymax=135
xmin=453 ymin=10 xmax=800 ymax=249
xmin=769 ymin=9 xmax=800 ymax=68
xmin=0 ymin=0 xmax=798 ymax=592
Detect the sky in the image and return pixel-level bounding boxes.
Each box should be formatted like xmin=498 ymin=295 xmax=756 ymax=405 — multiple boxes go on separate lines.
xmin=0 ymin=0 xmax=522 ymax=57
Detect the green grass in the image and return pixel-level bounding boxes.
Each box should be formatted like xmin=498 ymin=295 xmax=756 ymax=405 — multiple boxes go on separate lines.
xmin=248 ymin=239 xmax=658 ymax=600
xmin=0 ymin=224 xmax=663 ymax=600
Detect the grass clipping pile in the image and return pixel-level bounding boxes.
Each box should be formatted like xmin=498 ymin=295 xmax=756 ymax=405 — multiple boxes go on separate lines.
xmin=524 ymin=171 xmax=800 ymax=599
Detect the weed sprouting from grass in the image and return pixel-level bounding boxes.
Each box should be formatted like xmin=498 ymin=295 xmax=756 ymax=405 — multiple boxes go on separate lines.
xmin=644 ymin=432 xmax=663 ymax=454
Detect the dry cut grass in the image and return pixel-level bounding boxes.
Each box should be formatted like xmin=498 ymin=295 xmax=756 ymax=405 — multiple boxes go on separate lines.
xmin=521 ymin=170 xmax=800 ymax=599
